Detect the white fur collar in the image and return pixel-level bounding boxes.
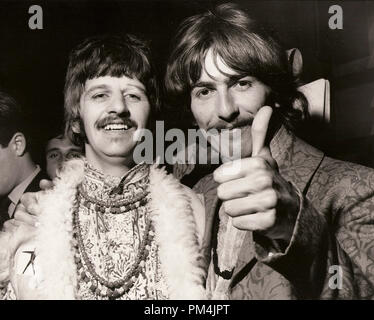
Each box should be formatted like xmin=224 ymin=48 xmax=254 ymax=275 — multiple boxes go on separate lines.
xmin=33 ymin=159 xmax=206 ymax=300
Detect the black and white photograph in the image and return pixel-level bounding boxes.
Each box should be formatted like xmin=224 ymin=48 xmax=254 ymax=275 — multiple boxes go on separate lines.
xmin=0 ymin=0 xmax=374 ymax=305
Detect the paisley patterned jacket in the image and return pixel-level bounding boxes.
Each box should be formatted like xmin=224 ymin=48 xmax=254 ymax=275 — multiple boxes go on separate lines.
xmin=194 ymin=126 xmax=374 ymax=299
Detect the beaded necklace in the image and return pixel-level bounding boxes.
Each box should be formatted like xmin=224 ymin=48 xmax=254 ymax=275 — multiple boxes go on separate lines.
xmin=72 ymin=181 xmax=154 ymax=299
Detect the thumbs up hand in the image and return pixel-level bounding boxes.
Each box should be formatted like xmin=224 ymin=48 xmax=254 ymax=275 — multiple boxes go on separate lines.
xmin=213 ymin=106 xmax=299 ymax=243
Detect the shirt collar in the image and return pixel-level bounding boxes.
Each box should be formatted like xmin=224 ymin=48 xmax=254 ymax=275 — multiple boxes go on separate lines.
xmin=269 ymin=125 xmax=324 ymax=192
xmin=269 ymin=125 xmax=291 ymax=166
xmin=81 ymin=162 xmax=149 ymax=202
xmin=8 ymin=165 xmax=40 ymax=206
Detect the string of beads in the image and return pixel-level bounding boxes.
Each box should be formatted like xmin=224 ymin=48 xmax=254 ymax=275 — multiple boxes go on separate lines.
xmin=73 ymin=189 xmax=154 ymax=299
xmin=78 ymin=184 xmax=149 ymax=214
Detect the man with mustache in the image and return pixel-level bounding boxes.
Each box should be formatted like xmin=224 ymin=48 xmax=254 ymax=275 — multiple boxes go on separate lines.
xmin=165 ymin=3 xmax=374 ymax=299
xmin=0 ymin=34 xmax=206 ymax=299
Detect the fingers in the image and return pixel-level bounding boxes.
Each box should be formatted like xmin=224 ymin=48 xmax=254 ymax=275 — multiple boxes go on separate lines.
xmin=20 ymin=192 xmax=40 ymax=216
xmin=2 ymin=219 xmax=21 ymax=233
xmin=231 ymin=209 xmax=276 ymax=231
xmin=13 ymin=204 xmax=38 ymax=226
xmin=256 ymin=147 xmax=278 ymax=170
xmin=39 ymin=179 xmax=54 ymax=190
xmin=213 ymin=159 xmax=245 ymax=183
xmin=251 ymin=106 xmax=273 ymax=157
xmin=222 ymin=189 xmax=278 ymax=216
xmin=214 ymin=156 xmax=270 ymax=183
xmin=217 ymin=173 xmax=273 ymax=200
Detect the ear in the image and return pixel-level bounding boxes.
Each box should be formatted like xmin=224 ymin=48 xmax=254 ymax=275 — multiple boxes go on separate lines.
xmin=71 ymin=120 xmax=81 ymax=134
xmin=286 ymin=48 xmax=303 ymax=78
xmin=11 ymin=132 xmax=27 ymax=156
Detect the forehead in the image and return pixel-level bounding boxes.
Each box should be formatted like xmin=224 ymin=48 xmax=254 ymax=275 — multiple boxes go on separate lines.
xmin=83 ymin=75 xmax=146 ymax=92
xmin=199 ymin=49 xmax=238 ymax=82
xmin=46 ymin=137 xmax=80 ymax=152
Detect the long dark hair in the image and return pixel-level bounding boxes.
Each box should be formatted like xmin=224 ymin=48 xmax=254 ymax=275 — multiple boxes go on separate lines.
xmin=165 ymin=2 xmax=308 ymax=131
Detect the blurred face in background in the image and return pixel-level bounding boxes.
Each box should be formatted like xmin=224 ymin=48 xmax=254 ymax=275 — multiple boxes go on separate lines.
xmin=45 ymin=135 xmax=83 ymax=179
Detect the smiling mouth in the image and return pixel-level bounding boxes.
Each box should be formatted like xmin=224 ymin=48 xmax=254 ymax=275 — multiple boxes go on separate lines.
xmin=102 ymin=123 xmax=133 ymax=131
xmin=215 ymin=124 xmax=249 ymax=133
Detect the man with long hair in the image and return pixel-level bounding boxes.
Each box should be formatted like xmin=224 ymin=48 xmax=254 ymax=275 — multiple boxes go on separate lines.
xmin=165 ymin=3 xmax=374 ymax=299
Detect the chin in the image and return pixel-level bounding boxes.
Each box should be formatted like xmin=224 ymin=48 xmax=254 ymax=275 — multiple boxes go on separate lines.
xmin=105 ymin=148 xmax=134 ymax=158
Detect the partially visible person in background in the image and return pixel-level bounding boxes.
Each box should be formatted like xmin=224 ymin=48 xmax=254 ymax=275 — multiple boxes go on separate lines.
xmin=0 ymin=91 xmax=47 ymax=230
xmin=45 ymin=134 xmax=83 ymax=179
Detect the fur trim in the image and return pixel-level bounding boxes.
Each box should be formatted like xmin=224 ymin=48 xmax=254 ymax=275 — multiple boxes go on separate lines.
xmin=0 ymin=232 xmax=12 ymax=285
xmin=148 ymin=165 xmax=206 ymax=299
xmin=34 ymin=159 xmax=84 ymax=299
xmin=25 ymin=160 xmax=205 ymax=299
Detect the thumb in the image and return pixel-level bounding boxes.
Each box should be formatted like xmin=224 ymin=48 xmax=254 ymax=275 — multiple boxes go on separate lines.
xmin=20 ymin=192 xmax=40 ymax=216
xmin=257 ymin=146 xmax=278 ymax=170
xmin=39 ymin=179 xmax=54 ymax=190
xmin=251 ymin=106 xmax=273 ymax=157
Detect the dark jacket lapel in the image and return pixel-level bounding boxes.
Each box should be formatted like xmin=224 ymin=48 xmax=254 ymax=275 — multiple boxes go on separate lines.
xmin=24 ymin=170 xmax=48 ymax=194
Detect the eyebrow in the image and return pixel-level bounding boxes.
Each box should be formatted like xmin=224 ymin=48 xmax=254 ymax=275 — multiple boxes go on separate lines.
xmin=85 ymin=84 xmax=109 ymax=93
xmin=46 ymin=148 xmax=61 ymax=154
xmin=192 ymin=81 xmax=216 ymax=89
xmin=85 ymin=83 xmax=146 ymax=95
xmin=126 ymin=84 xmax=146 ymax=93
xmin=46 ymin=147 xmax=81 ymax=153
xmin=192 ymin=75 xmax=249 ymax=89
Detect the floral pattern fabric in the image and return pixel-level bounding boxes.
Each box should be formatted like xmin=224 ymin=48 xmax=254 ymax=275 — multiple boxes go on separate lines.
xmin=194 ymin=126 xmax=374 ymax=299
xmin=76 ymin=163 xmax=168 ymax=300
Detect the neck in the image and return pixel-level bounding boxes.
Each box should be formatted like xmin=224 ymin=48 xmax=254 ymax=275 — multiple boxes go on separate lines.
xmin=16 ymin=154 xmax=37 ymax=186
xmin=85 ymin=152 xmax=134 ymax=178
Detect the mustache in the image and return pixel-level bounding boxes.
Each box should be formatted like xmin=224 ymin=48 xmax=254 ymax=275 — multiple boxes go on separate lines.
xmin=209 ymin=118 xmax=253 ymax=131
xmin=96 ymin=115 xmax=137 ymax=129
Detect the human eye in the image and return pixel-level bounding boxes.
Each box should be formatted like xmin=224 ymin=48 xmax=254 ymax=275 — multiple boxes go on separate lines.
xmin=124 ymin=93 xmax=141 ymax=102
xmin=66 ymin=151 xmax=81 ymax=160
xmin=195 ymin=88 xmax=214 ymax=99
xmin=91 ymin=91 xmax=110 ymax=101
xmin=234 ymin=78 xmax=252 ymax=91
xmin=47 ymin=151 xmax=60 ymax=160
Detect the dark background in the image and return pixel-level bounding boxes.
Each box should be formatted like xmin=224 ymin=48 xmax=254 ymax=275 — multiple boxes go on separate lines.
xmin=1 ymin=0 xmax=374 ymax=168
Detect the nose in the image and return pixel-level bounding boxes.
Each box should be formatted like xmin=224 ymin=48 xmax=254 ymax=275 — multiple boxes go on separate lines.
xmin=217 ymin=90 xmax=239 ymax=123
xmin=108 ymin=93 xmax=130 ymax=115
